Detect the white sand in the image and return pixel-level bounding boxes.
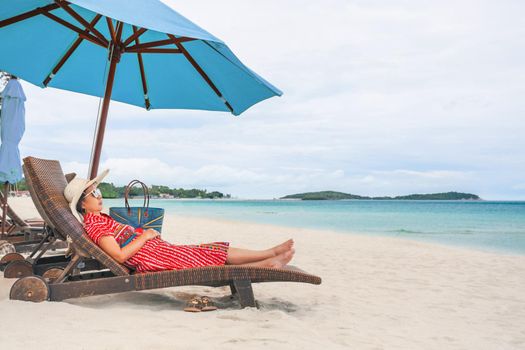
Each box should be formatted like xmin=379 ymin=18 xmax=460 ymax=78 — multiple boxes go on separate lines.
xmin=1 ymin=197 xmax=525 ymax=349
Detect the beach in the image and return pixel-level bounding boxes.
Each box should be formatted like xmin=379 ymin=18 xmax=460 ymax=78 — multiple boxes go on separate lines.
xmin=1 ymin=197 xmax=525 ymax=350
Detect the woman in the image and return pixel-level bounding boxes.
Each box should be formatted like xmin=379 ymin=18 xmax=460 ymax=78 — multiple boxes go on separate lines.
xmin=64 ymin=170 xmax=294 ymax=273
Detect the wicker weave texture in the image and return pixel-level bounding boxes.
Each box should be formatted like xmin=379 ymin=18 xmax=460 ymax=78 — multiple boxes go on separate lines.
xmin=135 ymin=265 xmax=322 ymax=290
xmin=23 ymin=166 xmax=76 ymax=241
xmin=23 ymin=165 xmax=59 ymax=233
xmin=23 ymin=157 xmax=129 ymax=276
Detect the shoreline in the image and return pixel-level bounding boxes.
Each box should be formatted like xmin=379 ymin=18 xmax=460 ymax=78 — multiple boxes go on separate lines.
xmin=165 ymin=211 xmax=525 ymax=257
xmin=98 ymin=197 xmax=525 ymax=201
xmin=8 ymin=196 xmax=525 ymax=257
xmin=2 ymin=197 xmax=525 ymax=349
xmin=104 ymin=198 xmax=525 ymax=257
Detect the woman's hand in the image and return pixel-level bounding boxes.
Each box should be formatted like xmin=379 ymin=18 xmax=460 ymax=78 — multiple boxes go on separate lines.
xmin=143 ymin=229 xmax=160 ymax=241
xmin=98 ymin=229 xmax=160 ymax=264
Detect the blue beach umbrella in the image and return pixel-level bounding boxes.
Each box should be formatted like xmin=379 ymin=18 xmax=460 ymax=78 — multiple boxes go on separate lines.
xmin=0 ymin=77 xmax=26 ymax=236
xmin=0 ymin=78 xmax=25 ymax=184
xmin=0 ymin=0 xmax=282 ymax=179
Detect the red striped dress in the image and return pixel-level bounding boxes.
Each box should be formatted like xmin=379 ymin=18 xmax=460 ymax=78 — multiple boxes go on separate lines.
xmin=83 ymin=213 xmax=229 ymax=273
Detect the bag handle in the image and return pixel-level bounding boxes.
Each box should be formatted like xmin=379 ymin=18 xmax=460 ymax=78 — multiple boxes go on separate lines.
xmin=124 ymin=179 xmax=150 ymax=216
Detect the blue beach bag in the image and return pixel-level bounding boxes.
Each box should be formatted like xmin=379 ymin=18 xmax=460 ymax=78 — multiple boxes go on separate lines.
xmin=109 ymin=180 xmax=165 ymax=233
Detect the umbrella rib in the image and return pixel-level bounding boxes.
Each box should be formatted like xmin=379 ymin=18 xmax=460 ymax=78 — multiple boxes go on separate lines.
xmin=0 ymin=3 xmax=60 ymax=28
xmin=125 ymin=39 xmax=174 ymax=51
xmin=55 ymin=1 xmax=109 ymax=46
xmin=132 ymin=26 xmax=151 ymax=110
xmin=43 ymin=14 xmax=103 ymax=87
xmin=106 ymin=17 xmax=116 ymax=42
xmin=126 ymin=48 xmax=182 ymax=54
xmin=122 ymin=28 xmax=148 ymax=47
xmin=0 ymin=1 xmax=105 ymax=48
xmin=125 ymin=37 xmax=195 ymax=51
xmin=166 ymin=34 xmax=234 ymax=113
xmin=115 ymin=21 xmax=124 ymax=44
xmin=42 ymin=12 xmax=106 ymax=47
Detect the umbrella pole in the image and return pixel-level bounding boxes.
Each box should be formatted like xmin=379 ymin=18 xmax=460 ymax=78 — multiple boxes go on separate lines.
xmin=88 ymin=57 xmax=118 ymax=179
xmin=88 ymin=25 xmax=123 ymax=180
xmin=1 ymin=182 xmax=8 ymax=239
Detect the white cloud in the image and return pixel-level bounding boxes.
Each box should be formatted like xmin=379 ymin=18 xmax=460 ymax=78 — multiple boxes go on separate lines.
xmin=7 ymin=0 xmax=525 ymax=199
xmin=62 ymin=157 xmax=348 ymax=198
xmin=512 ymin=184 xmax=525 ymax=191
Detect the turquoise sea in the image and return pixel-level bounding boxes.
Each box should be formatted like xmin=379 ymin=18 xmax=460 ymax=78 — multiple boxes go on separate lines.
xmin=104 ymin=199 xmax=525 ymax=255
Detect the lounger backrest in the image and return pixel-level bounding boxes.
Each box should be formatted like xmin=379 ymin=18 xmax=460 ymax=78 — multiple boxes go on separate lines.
xmin=22 ymin=165 xmax=61 ymax=237
xmin=23 ymin=156 xmax=129 ymax=276
xmin=22 ymin=165 xmax=76 ymax=239
xmin=64 ymin=172 xmax=76 ymax=183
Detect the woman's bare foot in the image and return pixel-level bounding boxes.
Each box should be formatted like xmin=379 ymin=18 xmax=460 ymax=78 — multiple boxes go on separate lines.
xmin=267 ymin=249 xmax=295 ymax=268
xmin=269 ymin=239 xmax=294 ymax=256
xmin=239 ymin=248 xmax=295 ymax=268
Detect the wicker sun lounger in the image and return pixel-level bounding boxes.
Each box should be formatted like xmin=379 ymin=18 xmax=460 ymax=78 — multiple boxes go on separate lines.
xmin=9 ymin=157 xmax=321 ymax=308
xmin=0 ymin=170 xmax=75 ymax=248
xmin=0 ymin=171 xmax=77 ymax=277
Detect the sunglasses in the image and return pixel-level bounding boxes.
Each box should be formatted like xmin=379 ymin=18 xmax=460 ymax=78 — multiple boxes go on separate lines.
xmin=83 ymin=188 xmax=102 ymax=199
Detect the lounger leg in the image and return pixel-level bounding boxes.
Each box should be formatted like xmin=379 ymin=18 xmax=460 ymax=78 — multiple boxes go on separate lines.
xmin=232 ymin=279 xmax=257 ymax=308
xmin=229 ymin=282 xmax=237 ymax=297
xmin=27 ymin=229 xmax=52 ymax=260
xmin=53 ymin=254 xmax=81 ymax=284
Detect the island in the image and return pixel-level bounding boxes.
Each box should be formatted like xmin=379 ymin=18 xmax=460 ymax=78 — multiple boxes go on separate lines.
xmin=98 ymin=183 xmax=230 ymax=199
xmin=14 ymin=178 xmax=230 ymax=199
xmin=280 ymin=191 xmax=480 ymax=200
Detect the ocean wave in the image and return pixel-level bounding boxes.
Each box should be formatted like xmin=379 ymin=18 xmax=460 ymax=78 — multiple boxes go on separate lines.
xmin=389 ymin=229 xmax=424 ymax=234
xmin=389 ymin=229 xmax=477 ymax=235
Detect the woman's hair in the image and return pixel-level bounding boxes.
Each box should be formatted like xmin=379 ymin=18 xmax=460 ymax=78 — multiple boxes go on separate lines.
xmin=76 ymin=192 xmax=86 ymax=215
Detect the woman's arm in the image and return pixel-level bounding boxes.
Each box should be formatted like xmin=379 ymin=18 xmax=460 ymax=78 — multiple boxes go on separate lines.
xmin=98 ymin=230 xmax=159 ymax=264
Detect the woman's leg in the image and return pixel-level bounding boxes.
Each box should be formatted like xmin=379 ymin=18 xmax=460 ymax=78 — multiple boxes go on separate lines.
xmin=226 ymin=239 xmax=294 ymax=265
xmin=226 ymin=247 xmax=273 ymax=265
xmin=235 ymin=249 xmax=295 ymax=268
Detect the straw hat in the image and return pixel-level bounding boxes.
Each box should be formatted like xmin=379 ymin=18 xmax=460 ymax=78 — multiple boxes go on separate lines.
xmin=64 ymin=169 xmax=109 ymax=223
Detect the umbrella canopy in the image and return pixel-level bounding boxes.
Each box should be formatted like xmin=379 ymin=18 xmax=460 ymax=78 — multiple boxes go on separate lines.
xmin=0 ymin=0 xmax=282 ymax=178
xmin=0 ymin=78 xmax=26 ymax=184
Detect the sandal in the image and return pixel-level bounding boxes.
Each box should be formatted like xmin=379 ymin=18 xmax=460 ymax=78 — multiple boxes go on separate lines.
xmin=184 ymin=297 xmax=203 ymax=312
xmin=200 ymin=296 xmax=218 ymax=311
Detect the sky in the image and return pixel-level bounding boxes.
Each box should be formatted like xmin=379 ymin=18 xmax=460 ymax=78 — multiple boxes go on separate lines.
xmin=4 ymin=0 xmax=525 ymax=199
